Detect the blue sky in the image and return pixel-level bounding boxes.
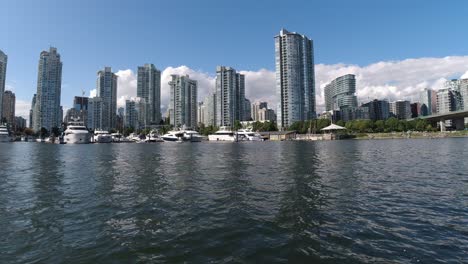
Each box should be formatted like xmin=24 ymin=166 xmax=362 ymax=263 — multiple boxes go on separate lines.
xmin=2 ymin=0 xmax=468 ymax=117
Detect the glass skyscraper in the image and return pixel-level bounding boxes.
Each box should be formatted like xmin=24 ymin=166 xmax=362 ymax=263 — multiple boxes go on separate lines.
xmin=275 ymin=29 xmax=315 ymax=129
xmin=215 ymin=66 xmax=245 ymax=127
xmin=324 ymin=74 xmax=357 ymax=111
xmin=96 ymin=67 xmax=118 ymax=131
xmin=33 ymin=47 xmax=62 ymax=132
xmin=168 ymin=74 xmax=198 ymax=128
xmin=0 ymin=50 xmax=7 ymax=122
xmin=137 ymin=64 xmax=161 ymax=125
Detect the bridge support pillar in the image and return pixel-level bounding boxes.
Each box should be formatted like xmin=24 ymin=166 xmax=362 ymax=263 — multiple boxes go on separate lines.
xmin=439 ymin=120 xmax=446 ymax=132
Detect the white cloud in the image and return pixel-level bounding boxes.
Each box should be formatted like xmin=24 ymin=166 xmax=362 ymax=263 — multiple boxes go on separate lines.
xmin=460 ymin=70 xmax=468 ymax=79
xmin=115 ymin=69 xmax=138 ymax=108
xmin=89 ymin=89 xmax=97 ymax=98
xmin=109 ymin=56 xmax=468 ymax=114
xmin=15 ymin=100 xmax=31 ymax=120
xmin=239 ymin=69 xmax=276 ymax=106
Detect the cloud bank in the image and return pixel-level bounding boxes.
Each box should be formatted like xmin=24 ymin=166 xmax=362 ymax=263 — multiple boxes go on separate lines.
xmin=110 ymin=56 xmax=468 ymax=114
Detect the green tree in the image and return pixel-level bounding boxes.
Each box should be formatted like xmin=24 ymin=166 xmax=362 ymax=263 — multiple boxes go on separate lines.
xmin=233 ymin=120 xmax=242 ymax=131
xmin=336 ymin=120 xmax=345 ymax=127
xmin=289 ymin=121 xmax=305 ymax=133
xmin=39 ymin=127 xmax=49 ymax=138
xmin=24 ymin=128 xmax=34 ymax=136
xmin=397 ymin=120 xmax=406 ymax=132
xmin=264 ymin=121 xmax=278 ymax=131
xmin=141 ymin=127 xmax=151 ymax=135
xmin=123 ymin=127 xmax=134 ymax=136
xmin=415 ymin=119 xmax=428 ymax=131
xmin=316 ymin=119 xmax=331 ymax=132
xmin=385 ymin=117 xmax=399 ymax=132
xmin=374 ymin=120 xmax=385 ymax=133
xmin=51 ymin=127 xmax=61 ymax=137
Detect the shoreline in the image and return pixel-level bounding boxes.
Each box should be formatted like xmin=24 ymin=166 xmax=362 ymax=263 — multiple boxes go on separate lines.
xmin=353 ymin=131 xmax=468 ymax=140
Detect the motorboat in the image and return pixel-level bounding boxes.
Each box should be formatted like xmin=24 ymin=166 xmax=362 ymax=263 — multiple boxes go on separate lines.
xmin=64 ymin=121 xmax=91 ymax=144
xmin=181 ymin=129 xmax=204 ymax=142
xmin=208 ymin=126 xmax=237 ymax=141
xmin=111 ymin=132 xmax=123 ymax=142
xmin=94 ymin=130 xmax=112 ymax=143
xmin=128 ymin=133 xmax=143 ymax=142
xmin=146 ymin=130 xmax=164 ymax=142
xmin=0 ymin=124 xmax=12 ymax=142
xmin=161 ymin=130 xmax=185 ymax=142
xmin=236 ymin=129 xmax=264 ymax=141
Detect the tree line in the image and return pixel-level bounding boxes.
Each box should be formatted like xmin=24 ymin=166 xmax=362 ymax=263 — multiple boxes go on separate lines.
xmin=287 ymin=117 xmax=436 ymax=134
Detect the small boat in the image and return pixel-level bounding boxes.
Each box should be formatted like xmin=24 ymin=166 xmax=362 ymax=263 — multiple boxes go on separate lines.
xmin=64 ymin=121 xmax=91 ymax=144
xmin=208 ymin=126 xmax=237 ymax=141
xmin=128 ymin=133 xmax=143 ymax=142
xmin=181 ymin=129 xmax=204 ymax=142
xmin=146 ymin=130 xmax=164 ymax=142
xmin=94 ymin=130 xmax=113 ymax=143
xmin=0 ymin=124 xmax=12 ymax=142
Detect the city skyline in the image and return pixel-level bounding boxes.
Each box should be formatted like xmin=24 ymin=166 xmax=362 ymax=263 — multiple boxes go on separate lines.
xmin=2 ymin=1 xmax=468 ymax=120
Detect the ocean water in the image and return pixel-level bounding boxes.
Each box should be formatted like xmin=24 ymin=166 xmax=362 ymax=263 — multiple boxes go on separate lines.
xmin=0 ymin=139 xmax=467 ymax=263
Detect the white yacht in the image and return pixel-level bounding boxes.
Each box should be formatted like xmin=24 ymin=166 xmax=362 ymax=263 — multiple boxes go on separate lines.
xmin=236 ymin=129 xmax=264 ymax=141
xmin=161 ymin=130 xmax=185 ymax=142
xmin=0 ymin=124 xmax=12 ymax=142
xmin=94 ymin=130 xmax=112 ymax=143
xmin=208 ymin=126 xmax=237 ymax=141
xmin=146 ymin=130 xmax=164 ymax=142
xmin=182 ymin=129 xmax=204 ymax=142
xmin=64 ymin=121 xmax=91 ymax=144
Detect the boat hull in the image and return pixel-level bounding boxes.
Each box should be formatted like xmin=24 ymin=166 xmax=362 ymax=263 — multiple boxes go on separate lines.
xmin=161 ymin=136 xmax=181 ymax=142
xmin=94 ymin=135 xmax=113 ymax=143
xmin=64 ymin=133 xmax=91 ymax=144
xmin=208 ymin=135 xmax=236 ymax=141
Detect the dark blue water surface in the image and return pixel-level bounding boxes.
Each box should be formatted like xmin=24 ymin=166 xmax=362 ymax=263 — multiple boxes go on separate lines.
xmin=0 ymin=139 xmax=467 ymax=263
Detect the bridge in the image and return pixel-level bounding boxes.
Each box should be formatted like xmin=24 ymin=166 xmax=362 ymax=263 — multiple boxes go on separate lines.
xmin=408 ymin=109 xmax=468 ymax=131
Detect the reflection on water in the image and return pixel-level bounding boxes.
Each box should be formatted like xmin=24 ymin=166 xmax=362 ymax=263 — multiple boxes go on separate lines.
xmin=0 ymin=139 xmax=467 ymax=263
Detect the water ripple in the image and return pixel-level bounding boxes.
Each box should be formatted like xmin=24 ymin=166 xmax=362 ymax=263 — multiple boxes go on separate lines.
xmin=0 ymin=140 xmax=467 ymax=263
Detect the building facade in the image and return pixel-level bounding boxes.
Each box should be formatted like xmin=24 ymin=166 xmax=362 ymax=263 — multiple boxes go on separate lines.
xmin=96 ymin=67 xmax=118 ymax=130
xmin=258 ymin=108 xmax=276 ymax=122
xmin=2 ymin=90 xmax=15 ymax=127
xmin=215 ymin=66 xmax=245 ymax=127
xmin=33 ymin=47 xmax=63 ymax=132
xmin=0 ymin=50 xmax=7 ymax=122
xmin=251 ymin=101 xmax=268 ymax=121
xmin=15 ymin=116 xmax=26 ymax=131
xmin=394 ymin=100 xmax=411 ymax=120
xmin=436 ymin=88 xmax=455 ymax=114
xmin=125 ymin=99 xmax=138 ymax=129
xmin=419 ymin=88 xmax=437 ymax=116
xmin=362 ymin=99 xmax=390 ymax=121
xmin=203 ymin=93 xmax=216 ymax=126
xmin=197 ymin=102 xmax=205 ymax=126
xmin=29 ymin=94 xmax=36 ymax=128
xmin=87 ymin=97 xmax=103 ymax=130
xmin=324 ymin=74 xmax=357 ymax=111
xmin=275 ymin=29 xmax=316 ymax=129
xmin=168 ymin=75 xmax=198 ymax=128
xmin=137 ymin=64 xmax=161 ymax=125
xmin=411 ymin=102 xmax=421 ymax=118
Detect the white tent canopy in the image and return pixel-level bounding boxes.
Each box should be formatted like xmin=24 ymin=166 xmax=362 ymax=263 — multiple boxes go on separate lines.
xmin=321 ymin=123 xmax=346 ymax=131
